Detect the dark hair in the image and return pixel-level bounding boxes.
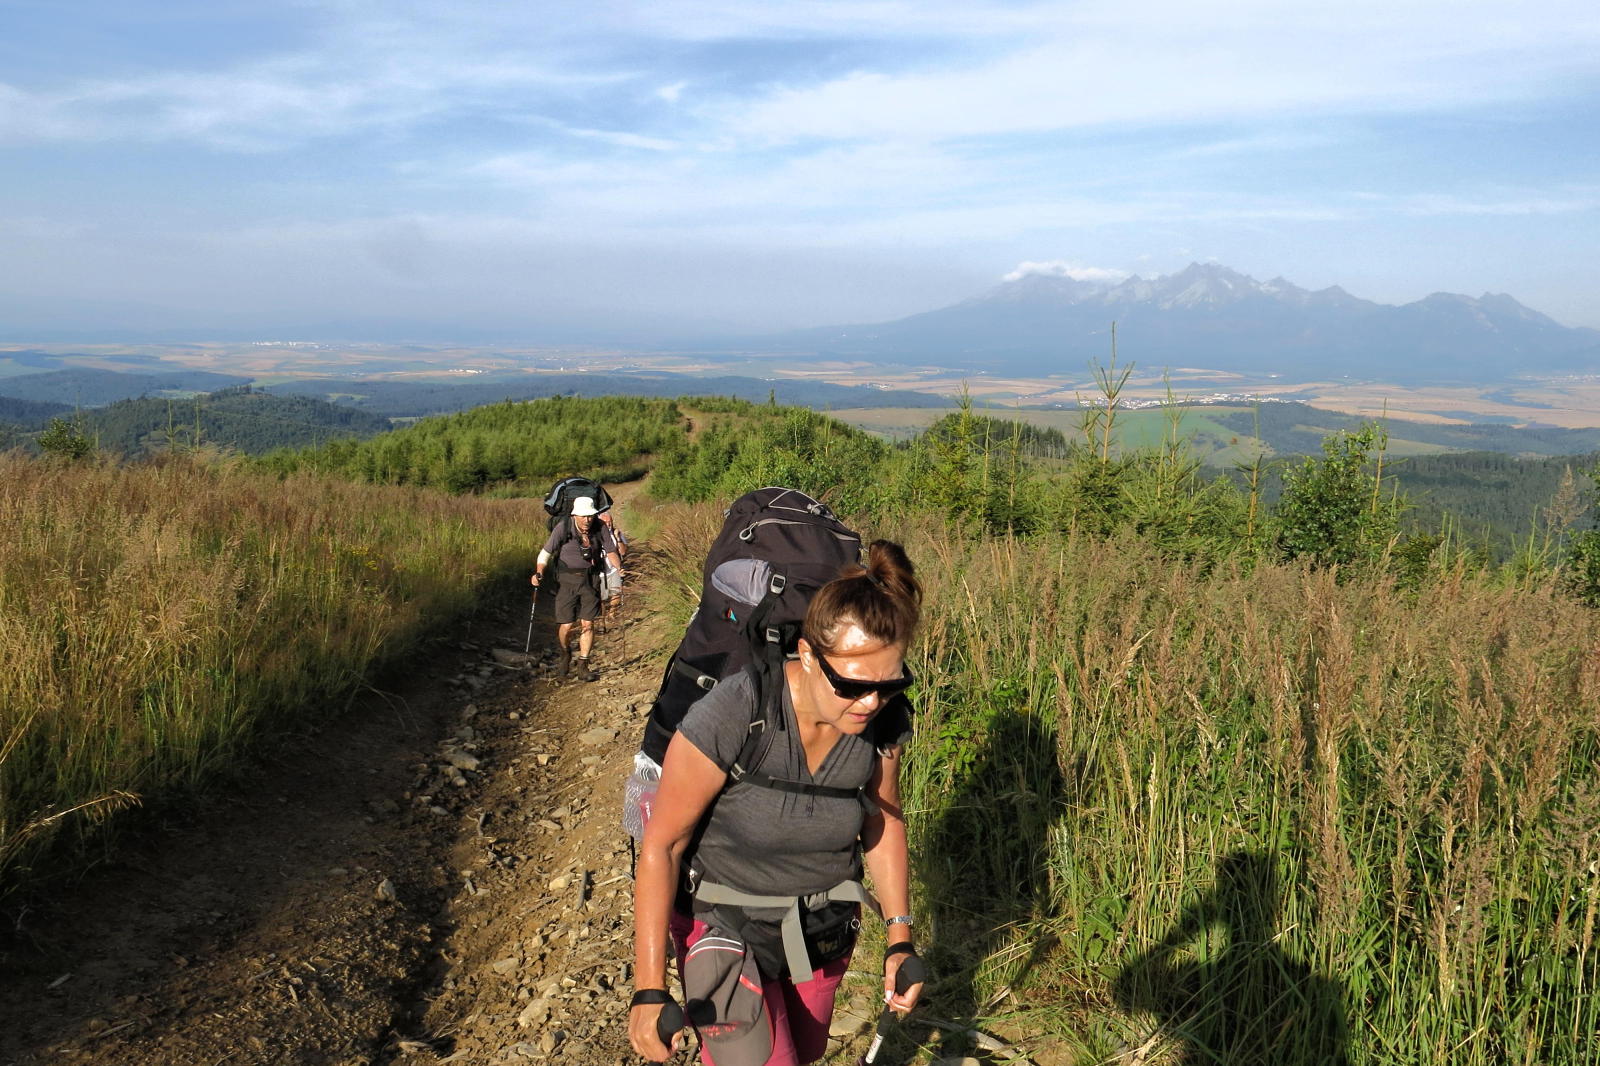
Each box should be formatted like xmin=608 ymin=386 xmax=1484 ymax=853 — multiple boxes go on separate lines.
xmin=802 ymin=539 xmax=921 ymax=653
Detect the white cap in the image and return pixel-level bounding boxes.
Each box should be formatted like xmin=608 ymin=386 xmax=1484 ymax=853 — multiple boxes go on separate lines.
xmin=570 ymin=496 xmax=599 ymax=516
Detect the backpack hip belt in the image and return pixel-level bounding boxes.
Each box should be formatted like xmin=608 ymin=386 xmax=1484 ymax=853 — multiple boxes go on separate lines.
xmin=691 ymin=877 xmax=877 ymax=982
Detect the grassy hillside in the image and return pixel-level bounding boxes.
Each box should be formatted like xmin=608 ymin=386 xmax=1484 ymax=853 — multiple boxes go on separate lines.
xmin=3 ymin=384 xmax=1595 ymax=1061
xmin=0 ymin=452 xmax=539 ymax=893
xmin=258 ymin=395 xmax=686 ymax=493
xmin=650 ymin=491 xmax=1599 ymax=1064
xmin=891 ymin=525 xmax=1599 ymax=1064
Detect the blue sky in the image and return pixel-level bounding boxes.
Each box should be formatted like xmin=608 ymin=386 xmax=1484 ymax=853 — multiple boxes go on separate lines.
xmin=2 ymin=0 xmax=1598 ymax=340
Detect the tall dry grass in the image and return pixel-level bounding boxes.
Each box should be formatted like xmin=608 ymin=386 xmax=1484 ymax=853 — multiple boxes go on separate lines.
xmin=0 ymin=452 xmax=538 ymax=890
xmin=890 ymin=522 xmax=1600 ymax=1063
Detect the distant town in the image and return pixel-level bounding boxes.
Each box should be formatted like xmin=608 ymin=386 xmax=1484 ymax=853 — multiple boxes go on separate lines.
xmin=1057 ymin=393 xmax=1298 ymax=410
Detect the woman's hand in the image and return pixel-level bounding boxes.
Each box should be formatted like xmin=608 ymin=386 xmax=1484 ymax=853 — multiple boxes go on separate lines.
xmin=883 ymin=950 xmax=924 ymax=1015
xmin=628 ymin=1002 xmax=680 ymax=1061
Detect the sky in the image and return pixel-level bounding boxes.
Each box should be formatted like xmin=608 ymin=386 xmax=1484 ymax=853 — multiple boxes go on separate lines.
xmin=2 ymin=0 xmax=1598 ymax=341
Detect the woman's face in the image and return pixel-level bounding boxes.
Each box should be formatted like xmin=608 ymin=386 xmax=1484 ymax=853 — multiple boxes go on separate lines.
xmin=797 ymin=623 xmax=908 ymax=736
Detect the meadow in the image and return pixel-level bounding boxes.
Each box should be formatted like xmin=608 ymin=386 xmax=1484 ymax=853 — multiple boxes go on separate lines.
xmin=0 ymin=453 xmax=537 ymax=889
xmin=649 ymin=506 xmax=1600 ymax=1064
xmin=642 ymin=395 xmax=1600 ymax=1064
xmin=5 ymin=385 xmax=1598 ymax=1064
xmin=897 ymin=528 xmax=1599 ymax=1064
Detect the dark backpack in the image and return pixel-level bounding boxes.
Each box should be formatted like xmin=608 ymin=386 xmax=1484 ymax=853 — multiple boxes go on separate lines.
xmin=629 ymin=487 xmax=909 ymax=978
xmin=641 ymin=486 xmax=887 ymax=772
xmin=543 ymin=476 xmax=613 ymax=531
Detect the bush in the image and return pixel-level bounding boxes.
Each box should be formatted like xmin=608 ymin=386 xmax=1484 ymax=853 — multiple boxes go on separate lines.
xmin=1273 ymin=424 xmax=1400 ymax=570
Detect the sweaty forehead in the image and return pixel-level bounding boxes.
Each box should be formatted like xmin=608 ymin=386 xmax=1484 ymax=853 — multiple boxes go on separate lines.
xmin=827 ymin=621 xmax=897 ymax=657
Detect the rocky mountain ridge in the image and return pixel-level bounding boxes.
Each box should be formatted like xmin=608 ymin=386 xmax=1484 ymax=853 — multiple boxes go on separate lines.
xmin=770 ymin=263 xmax=1600 ymax=383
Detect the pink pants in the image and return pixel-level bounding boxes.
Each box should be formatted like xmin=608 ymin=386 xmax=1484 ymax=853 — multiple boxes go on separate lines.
xmin=669 ymin=910 xmax=851 ymax=1066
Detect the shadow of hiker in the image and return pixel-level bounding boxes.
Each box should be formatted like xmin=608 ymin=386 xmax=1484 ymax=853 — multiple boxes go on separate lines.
xmin=914 ymin=704 xmax=1064 ymax=1062
xmin=1113 ymin=851 xmax=1351 ymax=1065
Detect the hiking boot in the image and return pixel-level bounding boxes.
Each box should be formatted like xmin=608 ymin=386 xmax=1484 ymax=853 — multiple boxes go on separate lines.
xmin=575 ymin=657 xmax=599 ymax=682
xmin=557 ymin=647 xmax=571 ymax=679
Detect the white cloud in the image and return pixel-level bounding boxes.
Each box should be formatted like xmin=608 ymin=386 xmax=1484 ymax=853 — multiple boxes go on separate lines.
xmin=1003 ymin=261 xmax=1130 ymax=283
xmin=7 ymin=0 xmax=1597 ymax=154
xmin=562 ymin=126 xmax=680 ymax=152
xmin=725 ymin=2 xmax=1600 ymax=143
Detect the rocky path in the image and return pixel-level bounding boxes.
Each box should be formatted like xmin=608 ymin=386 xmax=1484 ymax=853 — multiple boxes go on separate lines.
xmin=0 ymin=542 xmax=894 ymax=1066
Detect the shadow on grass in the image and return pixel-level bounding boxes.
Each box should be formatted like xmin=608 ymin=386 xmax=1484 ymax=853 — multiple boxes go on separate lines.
xmin=911 ymin=705 xmax=1064 ymax=1064
xmin=1113 ymin=851 xmax=1350 ymax=1065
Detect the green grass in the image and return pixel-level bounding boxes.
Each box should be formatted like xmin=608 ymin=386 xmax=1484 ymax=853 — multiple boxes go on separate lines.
xmin=641 ymin=493 xmax=1600 ymax=1065
xmin=0 ymin=452 xmax=541 ymax=894
xmin=884 ymin=523 xmax=1600 ymax=1064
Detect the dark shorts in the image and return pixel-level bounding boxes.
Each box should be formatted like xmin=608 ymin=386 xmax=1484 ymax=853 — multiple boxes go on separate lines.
xmin=554 ymin=568 xmax=600 ymax=623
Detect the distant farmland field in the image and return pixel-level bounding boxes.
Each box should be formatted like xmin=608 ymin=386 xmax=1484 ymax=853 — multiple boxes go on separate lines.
xmin=831 ymin=404 xmax=1507 ymax=464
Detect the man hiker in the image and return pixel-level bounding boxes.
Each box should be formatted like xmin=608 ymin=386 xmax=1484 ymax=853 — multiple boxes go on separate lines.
xmin=532 ymin=496 xmax=623 ymax=681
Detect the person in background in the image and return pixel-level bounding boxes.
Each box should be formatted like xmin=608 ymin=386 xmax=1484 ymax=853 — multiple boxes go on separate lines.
xmin=599 ymin=509 xmax=630 ymax=559
xmin=532 ymin=497 xmax=622 ymax=681
xmin=597 ymin=509 xmax=629 ymax=623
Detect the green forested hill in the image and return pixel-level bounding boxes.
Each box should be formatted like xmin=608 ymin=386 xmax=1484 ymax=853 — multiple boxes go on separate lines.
xmin=259 ymin=395 xmax=685 ymax=493
xmin=1388 ymin=451 xmax=1598 ymax=551
xmin=268 ymin=373 xmax=949 ymax=418
xmin=0 ymin=367 xmax=250 ymax=406
xmin=0 ymin=395 xmax=72 ymax=430
xmin=75 ymin=386 xmax=393 ymax=455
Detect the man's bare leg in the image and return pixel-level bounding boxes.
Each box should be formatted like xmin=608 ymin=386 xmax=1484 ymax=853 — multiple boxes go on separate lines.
xmin=556 ymin=621 xmax=574 ymax=677
xmin=574 ymin=620 xmax=599 ymax=681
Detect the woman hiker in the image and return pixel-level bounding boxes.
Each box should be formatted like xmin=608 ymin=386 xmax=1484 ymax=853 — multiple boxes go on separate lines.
xmin=531 ymin=496 xmax=623 ymax=682
xmin=629 ymin=541 xmax=926 ymax=1065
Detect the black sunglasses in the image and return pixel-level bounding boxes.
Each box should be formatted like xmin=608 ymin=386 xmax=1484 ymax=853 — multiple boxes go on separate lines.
xmin=812 ymin=651 xmax=915 ymax=702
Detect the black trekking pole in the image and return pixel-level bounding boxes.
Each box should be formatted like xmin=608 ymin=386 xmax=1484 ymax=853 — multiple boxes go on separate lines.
xmin=524 ymin=586 xmax=540 ymax=655
xmin=859 ymin=953 xmax=927 ymax=1066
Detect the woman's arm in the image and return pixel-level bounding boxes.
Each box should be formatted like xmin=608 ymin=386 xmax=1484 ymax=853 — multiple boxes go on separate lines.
xmin=861 ymin=744 xmax=922 ymax=1014
xmin=629 ymin=733 xmax=726 ymax=1061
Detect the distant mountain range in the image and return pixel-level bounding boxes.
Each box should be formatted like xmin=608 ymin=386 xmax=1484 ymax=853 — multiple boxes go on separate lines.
xmin=761 ymin=263 xmax=1600 ymax=383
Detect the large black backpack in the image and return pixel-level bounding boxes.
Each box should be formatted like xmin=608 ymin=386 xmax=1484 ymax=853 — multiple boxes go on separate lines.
xmin=543 ymin=476 xmax=613 ymax=531
xmin=639 ymin=487 xmax=864 ymax=766
xmin=629 ymin=487 xmax=912 ymax=979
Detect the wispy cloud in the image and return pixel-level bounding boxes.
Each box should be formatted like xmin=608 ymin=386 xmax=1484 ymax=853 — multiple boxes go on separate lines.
xmin=8 ymin=0 xmax=1596 ymax=154
xmin=1003 ymin=261 xmax=1131 ymax=283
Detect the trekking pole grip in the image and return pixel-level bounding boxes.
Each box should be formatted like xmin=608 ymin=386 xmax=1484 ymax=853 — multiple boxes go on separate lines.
xmin=656 ymin=999 xmax=685 ymax=1046
xmin=895 ymin=953 xmax=926 ymax=995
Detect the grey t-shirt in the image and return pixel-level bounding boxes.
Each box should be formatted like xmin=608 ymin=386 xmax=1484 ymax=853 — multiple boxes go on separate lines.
xmin=541 ymin=519 xmax=618 ymax=571
xmin=678 ymin=668 xmax=911 ymax=897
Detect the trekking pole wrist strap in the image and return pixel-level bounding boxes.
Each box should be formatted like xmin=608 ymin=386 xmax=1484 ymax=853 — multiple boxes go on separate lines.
xmin=631 ymin=989 xmax=673 ymax=1007
xmin=884 ymin=942 xmax=917 ymax=960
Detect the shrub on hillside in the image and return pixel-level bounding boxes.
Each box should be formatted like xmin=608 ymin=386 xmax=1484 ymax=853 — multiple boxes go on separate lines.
xmin=1273 ymin=424 xmax=1400 ymax=570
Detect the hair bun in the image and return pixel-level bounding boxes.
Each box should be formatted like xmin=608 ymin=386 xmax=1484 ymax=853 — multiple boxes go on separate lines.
xmin=802 ymin=539 xmax=922 ymax=652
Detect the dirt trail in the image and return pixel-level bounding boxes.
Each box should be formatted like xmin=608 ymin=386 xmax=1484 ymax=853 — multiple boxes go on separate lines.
xmin=0 ymin=533 xmax=888 ymax=1066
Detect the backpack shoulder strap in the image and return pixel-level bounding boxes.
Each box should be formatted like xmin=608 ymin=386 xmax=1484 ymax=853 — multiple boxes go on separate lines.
xmin=549 ymin=517 xmax=572 ymax=554
xmin=727 ymin=660 xmax=870 ymax=803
